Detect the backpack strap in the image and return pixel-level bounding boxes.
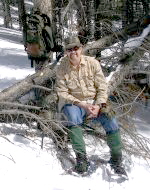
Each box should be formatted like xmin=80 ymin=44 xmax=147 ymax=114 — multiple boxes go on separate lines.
xmin=40 ymin=13 xmax=51 ymax=26
xmin=42 ymin=25 xmax=54 ymax=51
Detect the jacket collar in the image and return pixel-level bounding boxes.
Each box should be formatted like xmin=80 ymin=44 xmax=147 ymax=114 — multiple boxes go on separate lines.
xmin=67 ymin=55 xmax=86 ymax=68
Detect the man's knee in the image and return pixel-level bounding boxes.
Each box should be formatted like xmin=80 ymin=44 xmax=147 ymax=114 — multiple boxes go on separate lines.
xmin=99 ymin=113 xmax=120 ymax=133
xmin=62 ymin=104 xmax=83 ymax=126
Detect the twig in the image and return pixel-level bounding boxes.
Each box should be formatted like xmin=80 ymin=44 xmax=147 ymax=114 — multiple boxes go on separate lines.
xmin=0 ymin=154 xmax=16 ymax=163
xmin=116 ymin=87 xmax=145 ymax=117
xmin=0 ymin=101 xmax=42 ymax=111
xmin=32 ymin=85 xmax=53 ymax=92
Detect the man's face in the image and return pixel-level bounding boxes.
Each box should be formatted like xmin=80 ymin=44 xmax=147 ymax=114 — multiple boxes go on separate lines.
xmin=26 ymin=43 xmax=40 ymax=56
xmin=66 ymin=46 xmax=82 ymax=63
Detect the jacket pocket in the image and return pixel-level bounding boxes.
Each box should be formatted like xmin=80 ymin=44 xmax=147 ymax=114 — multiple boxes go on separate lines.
xmin=86 ymin=75 xmax=94 ymax=87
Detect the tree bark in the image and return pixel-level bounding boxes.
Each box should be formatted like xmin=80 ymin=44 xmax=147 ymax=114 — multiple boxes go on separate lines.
xmin=18 ymin=0 xmax=27 ymax=44
xmin=33 ymin=0 xmax=53 ymax=20
xmin=51 ymin=0 xmax=63 ymax=46
xmin=1 ymin=0 xmax=12 ymax=28
xmin=141 ymin=0 xmax=149 ymax=16
xmin=86 ymin=0 xmax=95 ymax=40
xmin=74 ymin=0 xmax=86 ymax=29
xmin=0 ymin=67 xmax=56 ymax=102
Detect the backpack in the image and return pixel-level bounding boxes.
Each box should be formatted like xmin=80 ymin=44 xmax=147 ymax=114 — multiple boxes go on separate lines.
xmin=25 ymin=12 xmax=54 ymax=63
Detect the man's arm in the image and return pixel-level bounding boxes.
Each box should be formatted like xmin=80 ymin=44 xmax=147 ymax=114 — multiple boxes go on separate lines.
xmin=93 ymin=59 xmax=108 ymax=105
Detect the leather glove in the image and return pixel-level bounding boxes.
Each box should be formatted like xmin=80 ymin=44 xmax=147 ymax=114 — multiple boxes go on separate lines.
xmin=99 ymin=102 xmax=116 ymax=119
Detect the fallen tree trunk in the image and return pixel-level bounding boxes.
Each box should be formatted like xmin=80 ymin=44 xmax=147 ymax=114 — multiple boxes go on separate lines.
xmin=108 ymin=34 xmax=150 ymax=94
xmin=0 ymin=66 xmax=55 ymax=102
xmin=83 ymin=21 xmax=145 ymax=56
xmin=83 ymin=30 xmax=126 ymax=55
xmin=0 ymin=36 xmax=149 ymax=102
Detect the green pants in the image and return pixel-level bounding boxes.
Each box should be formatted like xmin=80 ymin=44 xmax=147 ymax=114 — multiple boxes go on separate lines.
xmin=68 ymin=126 xmax=123 ymax=163
xmin=68 ymin=126 xmax=86 ymax=155
xmin=106 ymin=130 xmax=123 ymax=161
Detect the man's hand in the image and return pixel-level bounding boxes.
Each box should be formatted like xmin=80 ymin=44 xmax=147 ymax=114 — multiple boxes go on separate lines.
xmin=86 ymin=104 xmax=100 ymax=119
xmin=76 ymin=102 xmax=100 ymax=119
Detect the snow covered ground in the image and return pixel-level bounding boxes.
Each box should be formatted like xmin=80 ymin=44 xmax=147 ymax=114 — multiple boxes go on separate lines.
xmin=0 ymin=27 xmax=150 ymax=190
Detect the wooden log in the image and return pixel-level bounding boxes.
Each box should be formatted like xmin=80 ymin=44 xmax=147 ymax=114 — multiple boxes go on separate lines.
xmin=0 ymin=66 xmax=55 ymax=102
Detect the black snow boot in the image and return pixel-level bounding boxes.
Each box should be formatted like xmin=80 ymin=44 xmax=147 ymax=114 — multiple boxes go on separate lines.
xmin=75 ymin=153 xmax=89 ymax=174
xmin=109 ymin=155 xmax=127 ymax=176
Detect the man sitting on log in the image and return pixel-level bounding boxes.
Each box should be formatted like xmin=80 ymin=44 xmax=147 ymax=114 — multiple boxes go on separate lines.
xmin=56 ymin=36 xmax=126 ymax=176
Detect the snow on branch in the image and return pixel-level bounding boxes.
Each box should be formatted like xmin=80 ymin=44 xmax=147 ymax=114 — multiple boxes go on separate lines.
xmin=107 ymin=34 xmax=150 ymax=94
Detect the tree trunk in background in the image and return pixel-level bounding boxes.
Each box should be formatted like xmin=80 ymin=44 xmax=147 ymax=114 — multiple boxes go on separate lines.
xmin=1 ymin=0 xmax=12 ymax=28
xmin=86 ymin=0 xmax=95 ymax=41
xmin=126 ymin=0 xmax=134 ymax=24
xmin=74 ymin=0 xmax=86 ymax=30
xmin=124 ymin=0 xmax=149 ymax=26
xmin=33 ymin=0 xmax=52 ymax=20
xmin=94 ymin=0 xmax=102 ymax=57
xmin=51 ymin=0 xmax=63 ymax=44
xmin=141 ymin=0 xmax=149 ymax=16
xmin=18 ymin=0 xmax=27 ymax=44
xmin=122 ymin=0 xmax=127 ymax=28
xmin=94 ymin=0 xmax=101 ymax=40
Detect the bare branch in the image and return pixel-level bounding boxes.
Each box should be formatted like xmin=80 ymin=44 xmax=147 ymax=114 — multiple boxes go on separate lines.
xmin=32 ymin=85 xmax=52 ymax=92
xmin=0 ymin=154 xmax=16 ymax=163
xmin=0 ymin=101 xmax=41 ymax=110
